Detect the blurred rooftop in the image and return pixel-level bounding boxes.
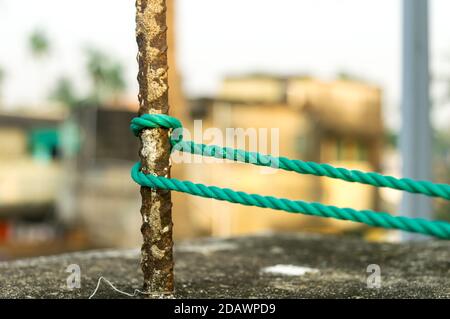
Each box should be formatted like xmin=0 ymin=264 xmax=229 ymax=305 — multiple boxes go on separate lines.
xmin=0 ymin=233 xmax=449 ymax=298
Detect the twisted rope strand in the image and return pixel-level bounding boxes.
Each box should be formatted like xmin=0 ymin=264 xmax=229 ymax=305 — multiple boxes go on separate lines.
xmin=175 ymin=140 xmax=450 ymax=200
xmin=130 ymin=114 xmax=450 ymax=200
xmin=131 ymin=163 xmax=450 ymax=239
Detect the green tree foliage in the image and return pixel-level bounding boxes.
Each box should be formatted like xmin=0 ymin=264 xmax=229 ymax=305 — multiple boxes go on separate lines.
xmin=49 ymin=48 xmax=126 ymax=108
xmin=84 ymin=47 xmax=126 ymax=104
xmin=49 ymin=77 xmax=79 ymax=108
xmin=28 ymin=29 xmax=50 ymax=58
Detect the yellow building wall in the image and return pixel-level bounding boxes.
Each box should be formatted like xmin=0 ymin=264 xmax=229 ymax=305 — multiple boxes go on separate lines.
xmin=173 ymin=77 xmax=382 ymax=238
xmin=182 ymin=104 xmax=323 ymax=237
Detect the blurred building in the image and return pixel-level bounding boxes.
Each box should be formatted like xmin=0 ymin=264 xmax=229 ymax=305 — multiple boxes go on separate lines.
xmin=57 ymin=104 xmax=140 ymax=248
xmin=0 ymin=108 xmax=85 ymax=258
xmin=0 ymin=0 xmax=193 ymax=256
xmin=185 ymin=75 xmax=383 ymax=236
xmin=0 ymin=74 xmax=384 ymax=258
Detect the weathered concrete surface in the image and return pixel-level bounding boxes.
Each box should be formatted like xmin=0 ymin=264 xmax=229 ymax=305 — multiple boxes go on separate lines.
xmin=0 ymin=233 xmax=449 ymax=298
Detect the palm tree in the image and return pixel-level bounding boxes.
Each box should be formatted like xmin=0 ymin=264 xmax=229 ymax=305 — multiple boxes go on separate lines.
xmin=49 ymin=77 xmax=79 ymax=108
xmin=28 ymin=29 xmax=50 ymax=58
xmin=84 ymin=47 xmax=126 ymax=104
xmin=49 ymin=48 xmax=126 ymax=108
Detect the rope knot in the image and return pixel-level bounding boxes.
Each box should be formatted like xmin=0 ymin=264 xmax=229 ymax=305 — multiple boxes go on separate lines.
xmin=130 ymin=114 xmax=184 ymax=145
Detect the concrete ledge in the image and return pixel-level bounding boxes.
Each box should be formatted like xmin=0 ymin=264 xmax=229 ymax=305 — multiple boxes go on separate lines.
xmin=0 ymin=233 xmax=449 ymax=298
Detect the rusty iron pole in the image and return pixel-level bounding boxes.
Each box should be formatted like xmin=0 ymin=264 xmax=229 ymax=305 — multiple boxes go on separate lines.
xmin=135 ymin=0 xmax=174 ymax=294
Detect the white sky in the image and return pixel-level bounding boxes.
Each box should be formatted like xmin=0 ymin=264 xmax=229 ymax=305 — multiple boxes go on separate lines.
xmin=0 ymin=0 xmax=449 ymax=130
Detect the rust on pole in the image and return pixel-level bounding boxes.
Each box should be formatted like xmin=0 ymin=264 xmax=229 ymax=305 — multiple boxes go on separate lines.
xmin=135 ymin=0 xmax=174 ymax=294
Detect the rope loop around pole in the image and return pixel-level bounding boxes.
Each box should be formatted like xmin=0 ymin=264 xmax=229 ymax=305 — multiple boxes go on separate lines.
xmin=130 ymin=113 xmax=184 ymax=146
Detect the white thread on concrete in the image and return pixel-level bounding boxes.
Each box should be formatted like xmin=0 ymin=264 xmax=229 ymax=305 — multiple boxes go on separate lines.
xmin=89 ymin=276 xmax=147 ymax=299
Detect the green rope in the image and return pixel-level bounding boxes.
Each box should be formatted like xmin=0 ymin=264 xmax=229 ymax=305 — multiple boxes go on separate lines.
xmin=130 ymin=114 xmax=450 ymax=239
xmin=131 ymin=114 xmax=450 ymax=200
xmin=131 ymin=163 xmax=450 ymax=239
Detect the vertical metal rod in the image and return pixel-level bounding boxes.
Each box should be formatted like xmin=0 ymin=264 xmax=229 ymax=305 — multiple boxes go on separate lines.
xmin=400 ymin=0 xmax=432 ymax=241
xmin=135 ymin=0 xmax=174 ymax=294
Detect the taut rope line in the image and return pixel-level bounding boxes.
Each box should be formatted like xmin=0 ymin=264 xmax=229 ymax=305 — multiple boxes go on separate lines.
xmin=130 ymin=114 xmax=450 ymax=239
